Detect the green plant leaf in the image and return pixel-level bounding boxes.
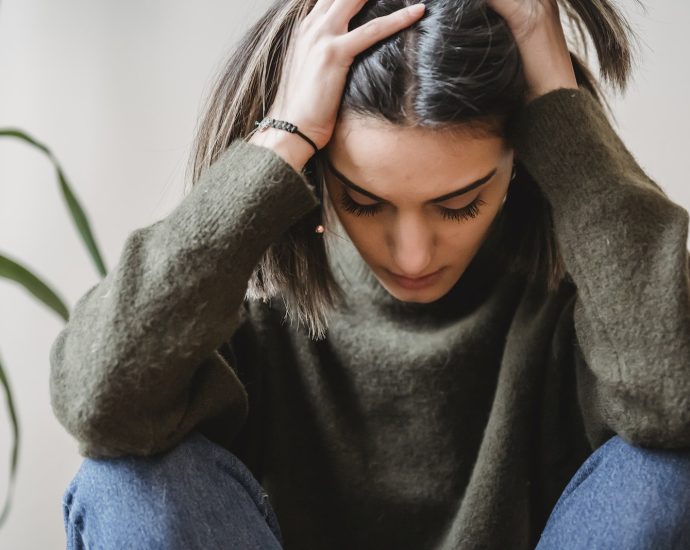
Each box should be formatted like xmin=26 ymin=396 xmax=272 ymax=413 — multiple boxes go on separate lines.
xmin=0 ymin=128 xmax=108 ymax=277
xmin=0 ymin=127 xmax=108 ymax=529
xmin=55 ymin=166 xmax=107 ymax=277
xmin=0 ymin=352 xmax=20 ymax=528
xmin=0 ymin=254 xmax=69 ymax=321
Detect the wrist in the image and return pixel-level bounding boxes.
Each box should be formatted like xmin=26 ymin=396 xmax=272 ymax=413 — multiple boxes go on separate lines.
xmin=513 ymin=25 xmax=578 ymax=103
xmin=247 ymin=127 xmax=314 ymax=173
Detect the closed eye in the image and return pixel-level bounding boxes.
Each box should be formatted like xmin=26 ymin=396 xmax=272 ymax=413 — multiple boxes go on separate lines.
xmin=337 ymin=189 xmax=486 ymax=223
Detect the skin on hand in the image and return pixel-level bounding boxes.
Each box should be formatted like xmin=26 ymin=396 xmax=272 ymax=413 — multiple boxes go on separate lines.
xmin=486 ymin=0 xmax=579 ymax=102
xmin=249 ymin=0 xmax=427 ymax=173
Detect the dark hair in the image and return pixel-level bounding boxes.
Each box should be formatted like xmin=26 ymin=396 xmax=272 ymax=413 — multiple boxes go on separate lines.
xmin=186 ymin=0 xmax=643 ymax=340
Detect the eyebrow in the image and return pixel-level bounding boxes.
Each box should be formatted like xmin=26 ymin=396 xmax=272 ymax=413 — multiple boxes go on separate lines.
xmin=325 ymin=158 xmax=497 ymax=204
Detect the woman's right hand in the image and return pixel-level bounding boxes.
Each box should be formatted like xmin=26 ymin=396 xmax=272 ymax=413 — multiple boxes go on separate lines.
xmin=249 ymin=0 xmax=426 ymax=171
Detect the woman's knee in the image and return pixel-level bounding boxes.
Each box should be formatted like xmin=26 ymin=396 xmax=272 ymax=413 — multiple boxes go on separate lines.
xmin=537 ymin=435 xmax=690 ymax=549
xmin=63 ymin=430 xmax=283 ymax=549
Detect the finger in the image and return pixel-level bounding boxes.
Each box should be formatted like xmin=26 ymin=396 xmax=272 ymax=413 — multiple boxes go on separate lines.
xmin=309 ymin=0 xmax=337 ymax=18
xmin=336 ymin=3 xmax=425 ymax=59
xmin=326 ymin=0 xmax=367 ymax=27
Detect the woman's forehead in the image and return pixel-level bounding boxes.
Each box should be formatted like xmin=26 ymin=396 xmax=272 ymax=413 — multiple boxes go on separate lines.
xmin=327 ymin=115 xmax=508 ymax=164
xmin=325 ymin=117 xmax=510 ymax=188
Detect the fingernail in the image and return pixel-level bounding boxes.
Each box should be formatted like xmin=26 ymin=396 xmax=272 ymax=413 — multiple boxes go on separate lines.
xmin=409 ymin=3 xmax=425 ymax=15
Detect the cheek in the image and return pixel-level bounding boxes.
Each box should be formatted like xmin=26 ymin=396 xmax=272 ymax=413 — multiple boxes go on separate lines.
xmin=323 ymin=188 xmax=380 ymax=246
xmin=327 ymin=206 xmax=387 ymax=266
xmin=438 ymin=225 xmax=487 ymax=265
xmin=444 ymin=192 xmax=503 ymax=237
xmin=441 ymin=193 xmax=507 ymax=258
xmin=337 ymin=211 xmax=381 ymax=254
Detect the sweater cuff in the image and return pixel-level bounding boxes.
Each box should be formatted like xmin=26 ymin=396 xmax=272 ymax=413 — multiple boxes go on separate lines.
xmin=171 ymin=137 xmax=321 ymax=251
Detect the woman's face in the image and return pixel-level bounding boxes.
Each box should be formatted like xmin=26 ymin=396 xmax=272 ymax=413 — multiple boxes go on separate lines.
xmin=323 ymin=114 xmax=514 ymax=304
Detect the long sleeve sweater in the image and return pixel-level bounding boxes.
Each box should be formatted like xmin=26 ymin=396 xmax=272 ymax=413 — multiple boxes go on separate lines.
xmin=48 ymin=86 xmax=690 ymax=549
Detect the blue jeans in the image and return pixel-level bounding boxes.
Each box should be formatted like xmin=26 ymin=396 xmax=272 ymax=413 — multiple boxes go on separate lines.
xmin=534 ymin=434 xmax=690 ymax=549
xmin=63 ymin=431 xmax=690 ymax=549
xmin=63 ymin=431 xmax=283 ymax=549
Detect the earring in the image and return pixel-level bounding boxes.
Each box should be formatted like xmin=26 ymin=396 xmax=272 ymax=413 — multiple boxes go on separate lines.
xmin=315 ymin=224 xmax=325 ymax=234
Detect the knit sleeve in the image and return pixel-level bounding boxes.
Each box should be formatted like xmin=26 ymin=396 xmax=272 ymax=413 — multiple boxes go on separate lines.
xmin=508 ymin=87 xmax=690 ymax=449
xmin=48 ymin=138 xmax=320 ymax=458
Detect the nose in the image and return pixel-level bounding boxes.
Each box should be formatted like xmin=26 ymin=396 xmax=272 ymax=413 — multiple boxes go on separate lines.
xmin=389 ymin=214 xmax=434 ymax=277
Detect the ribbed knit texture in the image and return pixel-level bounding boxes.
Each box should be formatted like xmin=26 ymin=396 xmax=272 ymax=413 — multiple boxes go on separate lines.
xmin=49 ymin=86 xmax=690 ymax=549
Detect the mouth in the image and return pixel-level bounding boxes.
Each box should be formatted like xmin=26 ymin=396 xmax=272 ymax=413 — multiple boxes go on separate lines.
xmin=387 ymin=267 xmax=445 ymax=289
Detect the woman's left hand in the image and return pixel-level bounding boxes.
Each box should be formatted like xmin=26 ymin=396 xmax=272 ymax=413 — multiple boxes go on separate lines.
xmin=486 ymin=0 xmax=579 ymax=103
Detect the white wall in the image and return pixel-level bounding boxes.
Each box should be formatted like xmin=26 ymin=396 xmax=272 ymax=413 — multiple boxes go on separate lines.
xmin=0 ymin=1 xmax=688 ymax=548
xmin=0 ymin=1 xmax=272 ymax=548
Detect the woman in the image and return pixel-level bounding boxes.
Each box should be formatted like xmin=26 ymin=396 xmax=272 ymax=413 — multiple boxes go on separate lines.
xmin=51 ymin=0 xmax=690 ymax=548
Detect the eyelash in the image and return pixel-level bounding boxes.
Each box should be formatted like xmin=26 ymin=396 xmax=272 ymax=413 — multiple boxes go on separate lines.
xmin=337 ymin=190 xmax=487 ymax=222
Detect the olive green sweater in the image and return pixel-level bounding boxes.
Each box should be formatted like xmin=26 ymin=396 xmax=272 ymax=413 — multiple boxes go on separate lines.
xmin=49 ymin=87 xmax=690 ymax=549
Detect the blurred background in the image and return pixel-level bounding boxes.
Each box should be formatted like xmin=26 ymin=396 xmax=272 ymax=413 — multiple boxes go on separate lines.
xmin=1 ymin=1 xmax=688 ymax=548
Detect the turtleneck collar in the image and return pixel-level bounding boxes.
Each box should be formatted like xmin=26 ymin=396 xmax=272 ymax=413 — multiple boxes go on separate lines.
xmin=323 ymin=207 xmax=509 ymax=321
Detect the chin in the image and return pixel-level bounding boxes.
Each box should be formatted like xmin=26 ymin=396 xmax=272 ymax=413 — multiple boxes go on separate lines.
xmin=379 ymin=277 xmax=457 ymax=304
xmin=393 ymin=293 xmax=441 ymax=304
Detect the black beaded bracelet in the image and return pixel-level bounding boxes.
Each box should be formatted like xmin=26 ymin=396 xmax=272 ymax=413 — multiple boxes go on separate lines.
xmin=254 ymin=117 xmax=319 ymax=155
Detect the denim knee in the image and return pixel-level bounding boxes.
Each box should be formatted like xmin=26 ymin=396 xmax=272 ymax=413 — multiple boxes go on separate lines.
xmin=536 ymin=435 xmax=690 ymax=550
xmin=62 ymin=430 xmax=283 ymax=550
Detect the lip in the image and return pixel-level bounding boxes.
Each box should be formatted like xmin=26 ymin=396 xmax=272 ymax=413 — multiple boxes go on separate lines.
xmin=388 ymin=267 xmax=444 ymax=289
